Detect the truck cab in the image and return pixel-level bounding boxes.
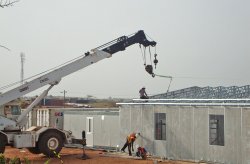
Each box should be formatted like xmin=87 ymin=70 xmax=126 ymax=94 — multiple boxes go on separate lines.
xmin=0 ymin=102 xmax=21 ymax=120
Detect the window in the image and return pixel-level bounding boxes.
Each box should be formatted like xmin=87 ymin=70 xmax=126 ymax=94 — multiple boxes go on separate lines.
xmin=155 ymin=113 xmax=166 ymax=140
xmin=209 ymin=115 xmax=224 ymax=146
xmin=87 ymin=117 xmax=93 ymax=133
xmin=88 ymin=118 xmax=91 ymax=132
xmin=11 ymin=105 xmax=21 ymax=115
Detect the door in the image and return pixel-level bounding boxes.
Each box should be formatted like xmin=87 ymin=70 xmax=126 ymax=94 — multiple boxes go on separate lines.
xmin=86 ymin=117 xmax=94 ymax=146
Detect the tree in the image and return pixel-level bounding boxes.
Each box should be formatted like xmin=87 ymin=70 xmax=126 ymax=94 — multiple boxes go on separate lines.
xmin=0 ymin=0 xmax=19 ymax=8
xmin=86 ymin=95 xmax=95 ymax=99
xmin=0 ymin=0 xmax=19 ymax=51
xmin=0 ymin=45 xmax=10 ymax=51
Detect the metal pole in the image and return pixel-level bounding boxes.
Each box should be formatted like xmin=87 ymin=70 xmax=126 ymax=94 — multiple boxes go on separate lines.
xmin=61 ymin=90 xmax=67 ymax=108
xmin=63 ymin=90 xmax=66 ymax=108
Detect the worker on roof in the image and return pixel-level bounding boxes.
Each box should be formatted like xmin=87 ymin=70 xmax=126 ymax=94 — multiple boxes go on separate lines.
xmin=121 ymin=133 xmax=140 ymax=156
xmin=139 ymin=87 xmax=149 ymax=99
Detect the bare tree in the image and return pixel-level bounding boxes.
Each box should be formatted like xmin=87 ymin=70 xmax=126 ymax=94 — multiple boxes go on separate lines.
xmin=0 ymin=0 xmax=19 ymax=8
xmin=0 ymin=45 xmax=10 ymax=51
xmin=0 ymin=0 xmax=19 ymax=51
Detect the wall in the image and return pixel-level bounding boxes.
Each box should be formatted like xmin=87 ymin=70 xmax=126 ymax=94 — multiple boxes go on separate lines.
xmin=119 ymin=104 xmax=250 ymax=164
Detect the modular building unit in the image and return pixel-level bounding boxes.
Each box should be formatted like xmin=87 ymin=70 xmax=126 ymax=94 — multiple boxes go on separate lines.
xmin=63 ymin=108 xmax=119 ymax=148
xmin=118 ymin=101 xmax=250 ymax=164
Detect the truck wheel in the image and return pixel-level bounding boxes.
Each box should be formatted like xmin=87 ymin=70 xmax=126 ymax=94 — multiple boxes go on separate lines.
xmin=27 ymin=147 xmax=41 ymax=154
xmin=38 ymin=131 xmax=63 ymax=157
xmin=0 ymin=134 xmax=6 ymax=154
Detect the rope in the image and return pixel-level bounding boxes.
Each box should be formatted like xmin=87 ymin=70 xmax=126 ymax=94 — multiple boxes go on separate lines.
xmin=167 ymin=78 xmax=173 ymax=93
xmin=154 ymin=74 xmax=173 ymax=93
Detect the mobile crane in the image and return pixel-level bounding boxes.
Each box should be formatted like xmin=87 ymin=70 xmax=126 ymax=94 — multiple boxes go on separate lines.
xmin=0 ymin=30 xmax=157 ymax=156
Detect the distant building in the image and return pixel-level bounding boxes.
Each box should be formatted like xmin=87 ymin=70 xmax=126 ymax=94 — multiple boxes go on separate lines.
xmin=38 ymin=97 xmax=94 ymax=107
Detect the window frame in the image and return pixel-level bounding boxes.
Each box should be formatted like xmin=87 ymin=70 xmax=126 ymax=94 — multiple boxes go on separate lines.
xmin=154 ymin=113 xmax=166 ymax=140
xmin=209 ymin=114 xmax=225 ymax=146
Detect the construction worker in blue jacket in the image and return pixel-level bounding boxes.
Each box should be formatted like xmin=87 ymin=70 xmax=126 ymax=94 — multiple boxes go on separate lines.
xmin=121 ymin=133 xmax=139 ymax=156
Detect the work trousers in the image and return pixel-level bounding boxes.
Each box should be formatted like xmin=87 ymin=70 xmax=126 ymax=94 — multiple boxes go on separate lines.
xmin=121 ymin=141 xmax=132 ymax=156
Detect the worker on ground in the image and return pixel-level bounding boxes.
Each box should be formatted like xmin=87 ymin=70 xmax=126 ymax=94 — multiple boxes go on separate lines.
xmin=121 ymin=133 xmax=139 ymax=156
xmin=139 ymin=87 xmax=149 ymax=99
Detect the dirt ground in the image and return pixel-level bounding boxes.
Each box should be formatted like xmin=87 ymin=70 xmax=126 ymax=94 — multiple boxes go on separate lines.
xmin=3 ymin=146 xmax=197 ymax=164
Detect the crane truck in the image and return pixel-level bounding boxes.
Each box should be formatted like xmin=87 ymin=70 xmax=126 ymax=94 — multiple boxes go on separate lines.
xmin=0 ymin=30 xmax=157 ymax=156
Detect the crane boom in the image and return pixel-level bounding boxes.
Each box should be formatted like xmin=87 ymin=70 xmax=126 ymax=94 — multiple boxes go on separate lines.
xmin=0 ymin=30 xmax=156 ymax=106
xmin=0 ymin=30 xmax=157 ymax=156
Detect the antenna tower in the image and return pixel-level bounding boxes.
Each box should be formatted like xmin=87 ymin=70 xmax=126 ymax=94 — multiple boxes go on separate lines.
xmin=20 ymin=52 xmax=25 ymax=85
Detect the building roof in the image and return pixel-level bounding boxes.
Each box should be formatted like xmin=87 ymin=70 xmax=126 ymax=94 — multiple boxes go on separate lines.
xmin=150 ymin=85 xmax=250 ymax=99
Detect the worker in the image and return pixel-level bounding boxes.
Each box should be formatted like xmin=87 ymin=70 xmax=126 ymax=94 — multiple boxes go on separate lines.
xmin=121 ymin=133 xmax=139 ymax=156
xmin=139 ymin=87 xmax=149 ymax=99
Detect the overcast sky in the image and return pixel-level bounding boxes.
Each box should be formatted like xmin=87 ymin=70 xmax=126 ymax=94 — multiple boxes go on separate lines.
xmin=0 ymin=0 xmax=249 ymax=98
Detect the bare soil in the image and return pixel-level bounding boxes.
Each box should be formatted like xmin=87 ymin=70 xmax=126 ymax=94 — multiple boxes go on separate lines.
xmin=4 ymin=146 xmax=196 ymax=164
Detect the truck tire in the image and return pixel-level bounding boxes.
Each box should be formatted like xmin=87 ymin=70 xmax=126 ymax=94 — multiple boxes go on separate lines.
xmin=27 ymin=147 xmax=41 ymax=154
xmin=38 ymin=131 xmax=63 ymax=157
xmin=0 ymin=134 xmax=6 ymax=154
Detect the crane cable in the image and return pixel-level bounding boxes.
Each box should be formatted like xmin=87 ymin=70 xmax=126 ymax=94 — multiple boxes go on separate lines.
xmin=149 ymin=46 xmax=153 ymax=66
xmin=139 ymin=44 xmax=147 ymax=66
xmin=143 ymin=46 xmax=147 ymax=66
xmin=139 ymin=44 xmax=155 ymax=67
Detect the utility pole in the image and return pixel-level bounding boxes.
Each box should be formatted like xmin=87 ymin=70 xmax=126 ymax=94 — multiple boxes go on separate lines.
xmin=61 ymin=90 xmax=67 ymax=108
